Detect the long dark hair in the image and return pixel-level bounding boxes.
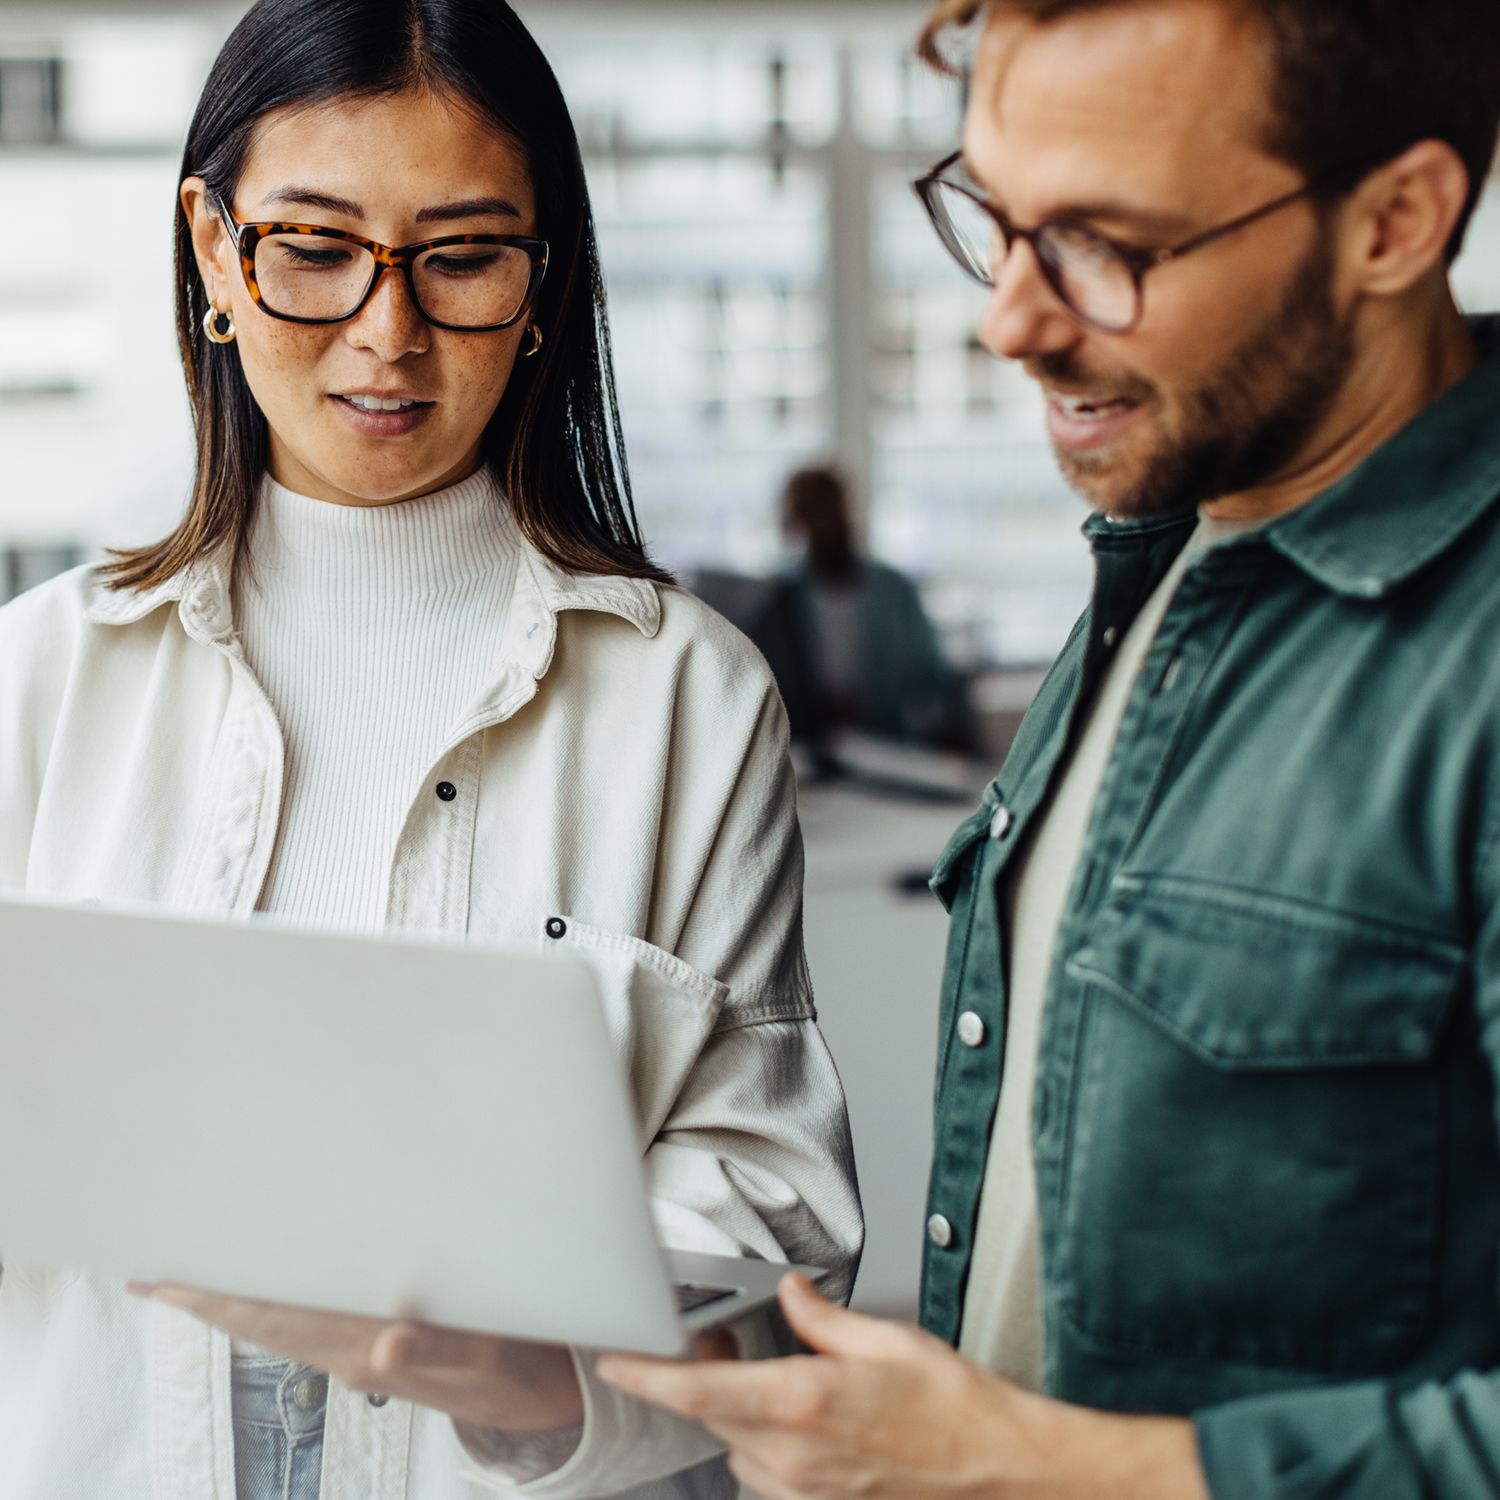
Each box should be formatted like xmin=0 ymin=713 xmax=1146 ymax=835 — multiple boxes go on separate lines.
xmin=103 ymin=0 xmax=668 ymax=592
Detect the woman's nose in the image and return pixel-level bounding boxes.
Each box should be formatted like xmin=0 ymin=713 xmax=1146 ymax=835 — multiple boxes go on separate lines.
xmin=344 ymin=264 xmax=432 ymax=361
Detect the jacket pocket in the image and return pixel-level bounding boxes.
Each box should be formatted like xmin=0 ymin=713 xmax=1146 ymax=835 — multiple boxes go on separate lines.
xmin=551 ymin=920 xmax=732 ymax=1146
xmin=1057 ymin=874 xmax=1465 ymax=1375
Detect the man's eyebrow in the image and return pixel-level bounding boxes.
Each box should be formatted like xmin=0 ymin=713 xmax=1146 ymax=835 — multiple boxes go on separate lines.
xmin=415 ymin=197 xmax=523 ymax=224
xmin=955 ymin=153 xmax=1194 ymax=235
xmin=971 ymin=186 xmax=1197 ymax=239
xmin=1046 ymin=199 xmax=1198 ymax=236
xmin=258 ymin=187 xmax=364 ymax=218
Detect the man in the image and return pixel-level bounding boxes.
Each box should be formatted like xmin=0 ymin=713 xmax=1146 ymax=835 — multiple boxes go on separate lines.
xmin=599 ymin=0 xmax=1500 ymax=1496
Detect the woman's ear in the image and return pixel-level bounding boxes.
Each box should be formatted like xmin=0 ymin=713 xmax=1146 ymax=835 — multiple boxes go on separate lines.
xmin=180 ymin=176 xmax=234 ymax=311
xmin=1340 ymin=139 xmax=1472 ymax=299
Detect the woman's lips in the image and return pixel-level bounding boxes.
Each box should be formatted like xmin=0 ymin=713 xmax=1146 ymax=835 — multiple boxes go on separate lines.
xmin=1045 ymin=390 xmax=1141 ymax=451
xmin=329 ymin=393 xmax=434 ymax=437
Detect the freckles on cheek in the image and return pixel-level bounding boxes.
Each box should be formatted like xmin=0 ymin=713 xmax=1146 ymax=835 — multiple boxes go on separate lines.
xmin=447 ymin=335 xmax=521 ymax=425
xmin=240 ymin=324 xmax=341 ymax=420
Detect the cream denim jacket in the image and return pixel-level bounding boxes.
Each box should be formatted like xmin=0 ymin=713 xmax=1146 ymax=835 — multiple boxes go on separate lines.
xmin=0 ymin=532 xmax=863 ymax=1500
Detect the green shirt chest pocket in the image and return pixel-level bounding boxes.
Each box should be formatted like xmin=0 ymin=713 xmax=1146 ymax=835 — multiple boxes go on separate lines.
xmin=1057 ymin=874 xmax=1466 ymax=1378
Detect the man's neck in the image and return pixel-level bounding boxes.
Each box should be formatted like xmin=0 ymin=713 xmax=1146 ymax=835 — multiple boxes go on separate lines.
xmin=1202 ymin=291 xmax=1480 ymax=523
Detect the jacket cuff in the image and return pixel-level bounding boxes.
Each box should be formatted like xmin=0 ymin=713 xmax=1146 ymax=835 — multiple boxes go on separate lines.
xmin=455 ymin=1346 xmax=725 ymax=1498
xmin=1193 ymin=1379 xmax=1422 ymax=1500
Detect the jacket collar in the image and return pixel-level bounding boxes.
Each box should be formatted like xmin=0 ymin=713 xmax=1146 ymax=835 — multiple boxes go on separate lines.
xmin=82 ymin=497 xmax=662 ymax=655
xmin=1267 ymin=315 xmax=1500 ymax=598
xmin=83 ymin=553 xmax=236 ymax=644
xmin=1082 ymin=314 xmax=1500 ymax=599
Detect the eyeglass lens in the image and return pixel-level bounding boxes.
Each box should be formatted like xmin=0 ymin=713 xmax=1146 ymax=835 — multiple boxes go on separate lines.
xmin=253 ymin=234 xmax=536 ymax=327
xmin=925 ymin=180 xmax=1141 ymax=333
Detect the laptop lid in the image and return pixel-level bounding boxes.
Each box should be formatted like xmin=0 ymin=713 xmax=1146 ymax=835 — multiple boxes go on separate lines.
xmin=0 ymin=898 xmax=696 ymax=1354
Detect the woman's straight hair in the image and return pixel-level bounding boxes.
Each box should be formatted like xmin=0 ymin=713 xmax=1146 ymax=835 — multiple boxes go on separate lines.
xmin=104 ymin=0 xmax=669 ymax=591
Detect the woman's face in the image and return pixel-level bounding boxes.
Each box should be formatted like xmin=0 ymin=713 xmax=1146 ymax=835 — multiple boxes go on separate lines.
xmin=181 ymin=88 xmax=537 ymax=507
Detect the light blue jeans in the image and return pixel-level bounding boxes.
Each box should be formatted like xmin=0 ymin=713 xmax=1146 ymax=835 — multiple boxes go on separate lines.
xmin=232 ymin=1354 xmax=328 ymax=1500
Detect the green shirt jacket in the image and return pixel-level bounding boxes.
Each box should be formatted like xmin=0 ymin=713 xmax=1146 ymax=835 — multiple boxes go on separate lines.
xmin=922 ymin=318 xmax=1500 ymax=1499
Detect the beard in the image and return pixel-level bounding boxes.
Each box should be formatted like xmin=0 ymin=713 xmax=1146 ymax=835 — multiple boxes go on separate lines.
xmin=1029 ymin=226 xmax=1356 ymax=520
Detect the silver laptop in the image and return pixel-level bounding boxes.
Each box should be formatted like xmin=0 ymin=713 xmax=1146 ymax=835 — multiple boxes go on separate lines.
xmin=0 ymin=897 xmax=822 ymax=1355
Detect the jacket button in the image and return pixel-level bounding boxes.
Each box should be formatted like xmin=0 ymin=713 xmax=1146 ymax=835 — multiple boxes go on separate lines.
xmin=435 ymin=781 xmax=457 ymax=802
xmin=989 ymin=806 xmax=1012 ymax=840
xmin=927 ymin=1213 xmax=953 ymax=1249
xmin=545 ymin=917 xmax=567 ymax=939
xmin=1102 ymin=626 xmax=1119 ymax=647
xmin=957 ymin=1011 xmax=986 ymax=1047
xmin=368 ymin=1392 xmax=390 ymax=1408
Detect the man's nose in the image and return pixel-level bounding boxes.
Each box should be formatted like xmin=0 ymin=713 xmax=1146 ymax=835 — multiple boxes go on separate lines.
xmin=977 ymin=238 xmax=1082 ymax=365
xmin=345 ymin=263 xmax=431 ymax=361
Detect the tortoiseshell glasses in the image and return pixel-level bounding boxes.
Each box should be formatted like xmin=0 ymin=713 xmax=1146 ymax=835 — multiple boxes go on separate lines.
xmin=214 ymin=197 xmax=549 ymax=333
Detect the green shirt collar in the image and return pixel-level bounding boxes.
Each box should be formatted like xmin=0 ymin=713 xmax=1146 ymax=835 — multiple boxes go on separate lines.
xmin=1083 ymin=314 xmax=1500 ymax=598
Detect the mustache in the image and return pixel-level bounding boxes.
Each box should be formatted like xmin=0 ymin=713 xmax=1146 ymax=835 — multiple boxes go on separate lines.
xmin=1023 ymin=351 xmax=1156 ymax=404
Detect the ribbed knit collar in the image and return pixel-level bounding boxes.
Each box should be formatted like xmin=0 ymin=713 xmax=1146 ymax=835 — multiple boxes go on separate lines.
xmin=84 ymin=475 xmax=663 ymax=652
xmin=248 ymin=470 xmax=517 ymax=596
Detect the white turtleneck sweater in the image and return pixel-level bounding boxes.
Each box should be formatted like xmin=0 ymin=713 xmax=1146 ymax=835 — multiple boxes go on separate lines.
xmin=234 ymin=473 xmax=518 ymax=933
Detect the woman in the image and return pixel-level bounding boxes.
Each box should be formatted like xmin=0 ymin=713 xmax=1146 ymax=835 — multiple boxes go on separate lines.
xmin=0 ymin=2 xmax=862 ymax=1498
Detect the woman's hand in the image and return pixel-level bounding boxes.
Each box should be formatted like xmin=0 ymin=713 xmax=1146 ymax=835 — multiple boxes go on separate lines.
xmin=129 ymin=1282 xmax=584 ymax=1432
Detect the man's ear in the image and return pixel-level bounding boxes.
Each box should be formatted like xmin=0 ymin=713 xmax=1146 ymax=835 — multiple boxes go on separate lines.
xmin=180 ymin=176 xmax=233 ymax=310
xmin=1340 ymin=139 xmax=1471 ymax=298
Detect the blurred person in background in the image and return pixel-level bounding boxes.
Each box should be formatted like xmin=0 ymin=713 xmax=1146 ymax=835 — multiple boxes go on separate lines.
xmin=0 ymin=2 xmax=862 ymax=1498
xmin=691 ymin=468 xmax=969 ymax=756
xmin=601 ymin=2 xmax=1500 ymax=1498
xmin=776 ymin=466 xmax=970 ymax=751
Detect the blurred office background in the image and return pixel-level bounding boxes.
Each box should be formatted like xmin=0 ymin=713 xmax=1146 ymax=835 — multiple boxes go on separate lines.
xmin=4 ymin=0 xmax=1499 ymax=1317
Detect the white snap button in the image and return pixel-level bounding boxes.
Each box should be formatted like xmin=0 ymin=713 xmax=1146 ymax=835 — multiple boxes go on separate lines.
xmin=1102 ymin=626 xmax=1119 ymax=647
xmin=927 ymin=1213 xmax=953 ymax=1249
xmin=957 ymin=1011 xmax=986 ymax=1047
xmin=989 ymin=806 xmax=1012 ymax=840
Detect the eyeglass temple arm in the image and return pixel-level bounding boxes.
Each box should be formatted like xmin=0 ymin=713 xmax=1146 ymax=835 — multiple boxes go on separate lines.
xmin=206 ymin=191 xmax=247 ymax=251
xmin=921 ymin=149 xmax=966 ymax=184
xmin=1153 ymin=181 xmax=1318 ymax=265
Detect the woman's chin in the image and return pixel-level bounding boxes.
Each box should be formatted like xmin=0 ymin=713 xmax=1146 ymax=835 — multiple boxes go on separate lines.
xmin=274 ymin=442 xmax=485 ymax=509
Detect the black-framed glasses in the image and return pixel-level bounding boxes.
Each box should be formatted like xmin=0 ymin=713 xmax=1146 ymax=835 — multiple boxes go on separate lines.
xmin=913 ymin=150 xmax=1319 ymax=334
xmin=214 ymin=196 xmax=549 ymax=333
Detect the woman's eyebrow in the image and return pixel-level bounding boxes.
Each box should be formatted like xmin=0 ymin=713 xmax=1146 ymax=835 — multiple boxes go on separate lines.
xmin=414 ymin=197 xmax=523 ymax=224
xmin=258 ymin=187 xmax=364 ymax=217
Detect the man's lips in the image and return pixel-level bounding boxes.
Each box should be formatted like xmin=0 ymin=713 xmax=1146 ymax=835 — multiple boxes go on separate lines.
xmin=1044 ymin=388 xmax=1142 ymax=449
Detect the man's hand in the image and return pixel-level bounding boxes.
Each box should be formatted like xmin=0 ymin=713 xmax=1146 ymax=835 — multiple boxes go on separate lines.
xmin=130 ymin=1283 xmax=583 ymax=1432
xmin=596 ymin=1273 xmax=1209 ymax=1500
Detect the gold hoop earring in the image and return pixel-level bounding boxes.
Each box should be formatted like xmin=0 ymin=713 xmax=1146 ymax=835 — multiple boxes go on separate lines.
xmin=203 ymin=306 xmax=236 ymax=344
xmin=520 ymin=322 xmax=543 ymax=358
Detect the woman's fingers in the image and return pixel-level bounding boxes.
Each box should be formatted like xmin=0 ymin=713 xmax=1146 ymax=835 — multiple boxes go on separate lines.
xmin=135 ymin=1286 xmax=584 ymax=1428
xmin=368 ymin=1319 xmax=469 ymax=1373
xmin=370 ymin=1320 xmax=568 ymax=1375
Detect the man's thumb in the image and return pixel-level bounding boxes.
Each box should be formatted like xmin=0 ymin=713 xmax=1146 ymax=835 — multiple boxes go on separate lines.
xmin=777 ymin=1273 xmax=910 ymax=1359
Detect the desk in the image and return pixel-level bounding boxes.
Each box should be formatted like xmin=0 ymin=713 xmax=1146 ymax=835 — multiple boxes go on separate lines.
xmin=798 ymin=779 xmax=979 ymax=1318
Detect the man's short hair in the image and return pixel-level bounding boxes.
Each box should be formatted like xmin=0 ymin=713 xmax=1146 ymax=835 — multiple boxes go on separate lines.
xmin=921 ymin=0 xmax=1500 ymax=260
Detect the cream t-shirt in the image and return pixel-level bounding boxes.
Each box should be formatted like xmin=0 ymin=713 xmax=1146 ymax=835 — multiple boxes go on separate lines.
xmin=959 ymin=511 xmax=1263 ymax=1389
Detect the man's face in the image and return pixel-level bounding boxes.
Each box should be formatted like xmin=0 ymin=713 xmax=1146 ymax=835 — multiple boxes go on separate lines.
xmin=963 ymin=0 xmax=1355 ymax=517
